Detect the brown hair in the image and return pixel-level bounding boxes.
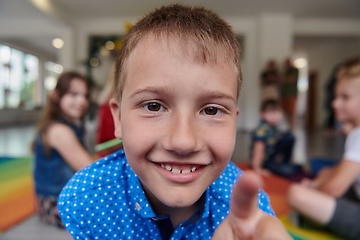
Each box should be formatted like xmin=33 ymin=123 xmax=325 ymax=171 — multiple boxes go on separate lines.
xmin=337 ymin=57 xmax=360 ymax=82
xmin=33 ymin=71 xmax=89 ymax=153
xmin=114 ymin=4 xmax=242 ymax=101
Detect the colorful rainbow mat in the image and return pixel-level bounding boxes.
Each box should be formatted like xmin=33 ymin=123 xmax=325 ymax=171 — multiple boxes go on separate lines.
xmin=0 ymin=157 xmax=347 ymax=239
xmin=0 ymin=156 xmax=36 ymax=234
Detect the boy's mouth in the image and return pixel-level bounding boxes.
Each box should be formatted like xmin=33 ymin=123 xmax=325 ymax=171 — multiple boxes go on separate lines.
xmin=159 ymin=163 xmax=199 ymax=174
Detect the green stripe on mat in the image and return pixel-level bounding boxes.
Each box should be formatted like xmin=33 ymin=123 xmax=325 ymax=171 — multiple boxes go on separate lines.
xmin=0 ymin=157 xmax=33 ymax=183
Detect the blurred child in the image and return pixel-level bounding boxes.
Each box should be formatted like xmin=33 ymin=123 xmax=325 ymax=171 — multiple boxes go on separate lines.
xmin=33 ymin=72 xmax=93 ymax=228
xmin=250 ymin=99 xmax=300 ymax=178
xmin=281 ymin=58 xmax=299 ymax=130
xmin=260 ymin=60 xmax=281 ymax=101
xmin=287 ymin=57 xmax=360 ymax=240
xmin=96 ymin=63 xmax=116 ymax=145
xmin=95 ymin=63 xmax=123 ymax=157
xmin=58 ymin=5 xmax=291 ymax=239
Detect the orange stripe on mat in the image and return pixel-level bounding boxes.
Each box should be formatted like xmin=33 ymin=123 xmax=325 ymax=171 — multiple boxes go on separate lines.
xmin=0 ymin=182 xmax=34 ymax=205
xmin=0 ymin=190 xmax=35 ymax=232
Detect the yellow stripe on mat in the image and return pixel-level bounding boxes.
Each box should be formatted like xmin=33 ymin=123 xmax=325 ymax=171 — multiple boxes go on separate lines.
xmin=279 ymin=215 xmax=345 ymax=240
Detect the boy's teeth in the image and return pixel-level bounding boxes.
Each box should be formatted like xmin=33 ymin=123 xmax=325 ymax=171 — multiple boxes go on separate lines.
xmin=160 ymin=164 xmax=198 ymax=174
xmin=171 ymin=168 xmax=181 ymax=174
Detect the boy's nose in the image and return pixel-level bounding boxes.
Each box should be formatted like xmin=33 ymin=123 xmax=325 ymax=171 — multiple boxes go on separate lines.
xmin=163 ymin=114 xmax=203 ymax=156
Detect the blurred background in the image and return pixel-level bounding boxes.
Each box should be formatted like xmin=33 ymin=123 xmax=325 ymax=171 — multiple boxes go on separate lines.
xmin=0 ymin=0 xmax=359 ymax=239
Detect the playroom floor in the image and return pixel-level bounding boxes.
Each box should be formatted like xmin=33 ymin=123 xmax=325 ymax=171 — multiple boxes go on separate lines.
xmin=0 ymin=122 xmax=345 ymax=240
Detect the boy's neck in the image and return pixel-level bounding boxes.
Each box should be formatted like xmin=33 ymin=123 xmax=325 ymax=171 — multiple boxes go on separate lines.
xmin=142 ymin=183 xmax=202 ymax=228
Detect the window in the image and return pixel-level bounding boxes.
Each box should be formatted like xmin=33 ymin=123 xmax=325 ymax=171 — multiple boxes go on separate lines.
xmin=44 ymin=61 xmax=63 ymax=92
xmin=0 ymin=44 xmax=40 ymax=109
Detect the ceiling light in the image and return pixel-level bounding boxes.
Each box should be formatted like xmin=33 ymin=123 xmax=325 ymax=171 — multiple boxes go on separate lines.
xmin=90 ymin=57 xmax=99 ymax=67
xmin=105 ymin=41 xmax=115 ymax=50
xmin=52 ymin=38 xmax=64 ymax=49
xmin=45 ymin=76 xmax=57 ymax=91
xmin=53 ymin=64 xmax=63 ymax=74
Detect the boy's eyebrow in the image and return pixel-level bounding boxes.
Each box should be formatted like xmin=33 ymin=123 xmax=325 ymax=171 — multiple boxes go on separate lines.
xmin=132 ymin=86 xmax=236 ymax=103
xmin=131 ymin=86 xmax=168 ymax=97
xmin=200 ymin=90 xmax=237 ymax=103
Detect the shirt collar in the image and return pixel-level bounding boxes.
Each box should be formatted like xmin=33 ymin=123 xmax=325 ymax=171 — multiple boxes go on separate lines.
xmin=124 ymin=157 xmax=157 ymax=218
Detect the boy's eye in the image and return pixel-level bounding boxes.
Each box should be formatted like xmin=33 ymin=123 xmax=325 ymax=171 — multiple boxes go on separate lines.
xmin=204 ymin=107 xmax=219 ymax=115
xmin=146 ymin=102 xmax=162 ymax=111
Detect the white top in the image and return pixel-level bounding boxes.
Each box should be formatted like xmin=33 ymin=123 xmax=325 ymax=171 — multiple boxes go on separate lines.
xmin=344 ymin=126 xmax=360 ymax=199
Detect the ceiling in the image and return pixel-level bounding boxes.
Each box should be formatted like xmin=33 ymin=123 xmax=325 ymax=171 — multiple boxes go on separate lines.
xmin=55 ymin=0 xmax=360 ymax=19
xmin=0 ymin=0 xmax=359 ymax=59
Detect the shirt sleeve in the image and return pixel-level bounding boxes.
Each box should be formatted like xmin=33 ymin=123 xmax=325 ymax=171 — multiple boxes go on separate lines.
xmin=58 ymin=201 xmax=92 ymax=240
xmin=253 ymin=125 xmax=268 ymax=142
xmin=344 ymin=128 xmax=360 ymax=163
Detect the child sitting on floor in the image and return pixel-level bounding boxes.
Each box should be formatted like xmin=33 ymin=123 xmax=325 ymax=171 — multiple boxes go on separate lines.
xmin=287 ymin=57 xmax=360 ymax=240
xmin=33 ymin=72 xmax=93 ymax=228
xmin=250 ymin=99 xmax=301 ymax=178
xmin=58 ymin=4 xmax=291 ymax=239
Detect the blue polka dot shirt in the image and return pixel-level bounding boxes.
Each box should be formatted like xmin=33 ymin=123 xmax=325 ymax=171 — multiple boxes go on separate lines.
xmin=58 ymin=149 xmax=275 ymax=240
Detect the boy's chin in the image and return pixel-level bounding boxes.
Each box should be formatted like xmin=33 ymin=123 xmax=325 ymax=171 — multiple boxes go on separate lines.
xmin=160 ymin=194 xmax=201 ymax=209
xmin=147 ymin=187 xmax=205 ymax=210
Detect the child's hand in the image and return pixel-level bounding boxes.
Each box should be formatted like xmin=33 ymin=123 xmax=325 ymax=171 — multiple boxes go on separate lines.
xmin=254 ymin=168 xmax=272 ymax=177
xmin=212 ymin=172 xmax=292 ymax=240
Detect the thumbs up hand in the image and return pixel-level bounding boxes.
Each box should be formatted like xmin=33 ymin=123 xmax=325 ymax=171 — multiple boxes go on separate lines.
xmin=212 ymin=172 xmax=292 ymax=240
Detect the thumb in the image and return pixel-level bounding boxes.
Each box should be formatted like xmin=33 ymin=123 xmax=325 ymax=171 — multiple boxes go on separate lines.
xmin=231 ymin=172 xmax=262 ymax=219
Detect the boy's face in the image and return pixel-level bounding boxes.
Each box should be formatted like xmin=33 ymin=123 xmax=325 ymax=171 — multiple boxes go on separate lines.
xmin=333 ymin=78 xmax=360 ymax=124
xmin=261 ymin=108 xmax=283 ymax=126
xmin=111 ymin=37 xmax=239 ymax=210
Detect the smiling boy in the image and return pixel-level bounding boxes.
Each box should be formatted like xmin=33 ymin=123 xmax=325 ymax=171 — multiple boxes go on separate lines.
xmin=58 ymin=4 xmax=290 ymax=239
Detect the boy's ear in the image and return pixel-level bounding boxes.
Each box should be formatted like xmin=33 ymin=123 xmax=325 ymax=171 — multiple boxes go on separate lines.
xmin=236 ymin=107 xmax=240 ymax=116
xmin=109 ymin=98 xmax=122 ymax=139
